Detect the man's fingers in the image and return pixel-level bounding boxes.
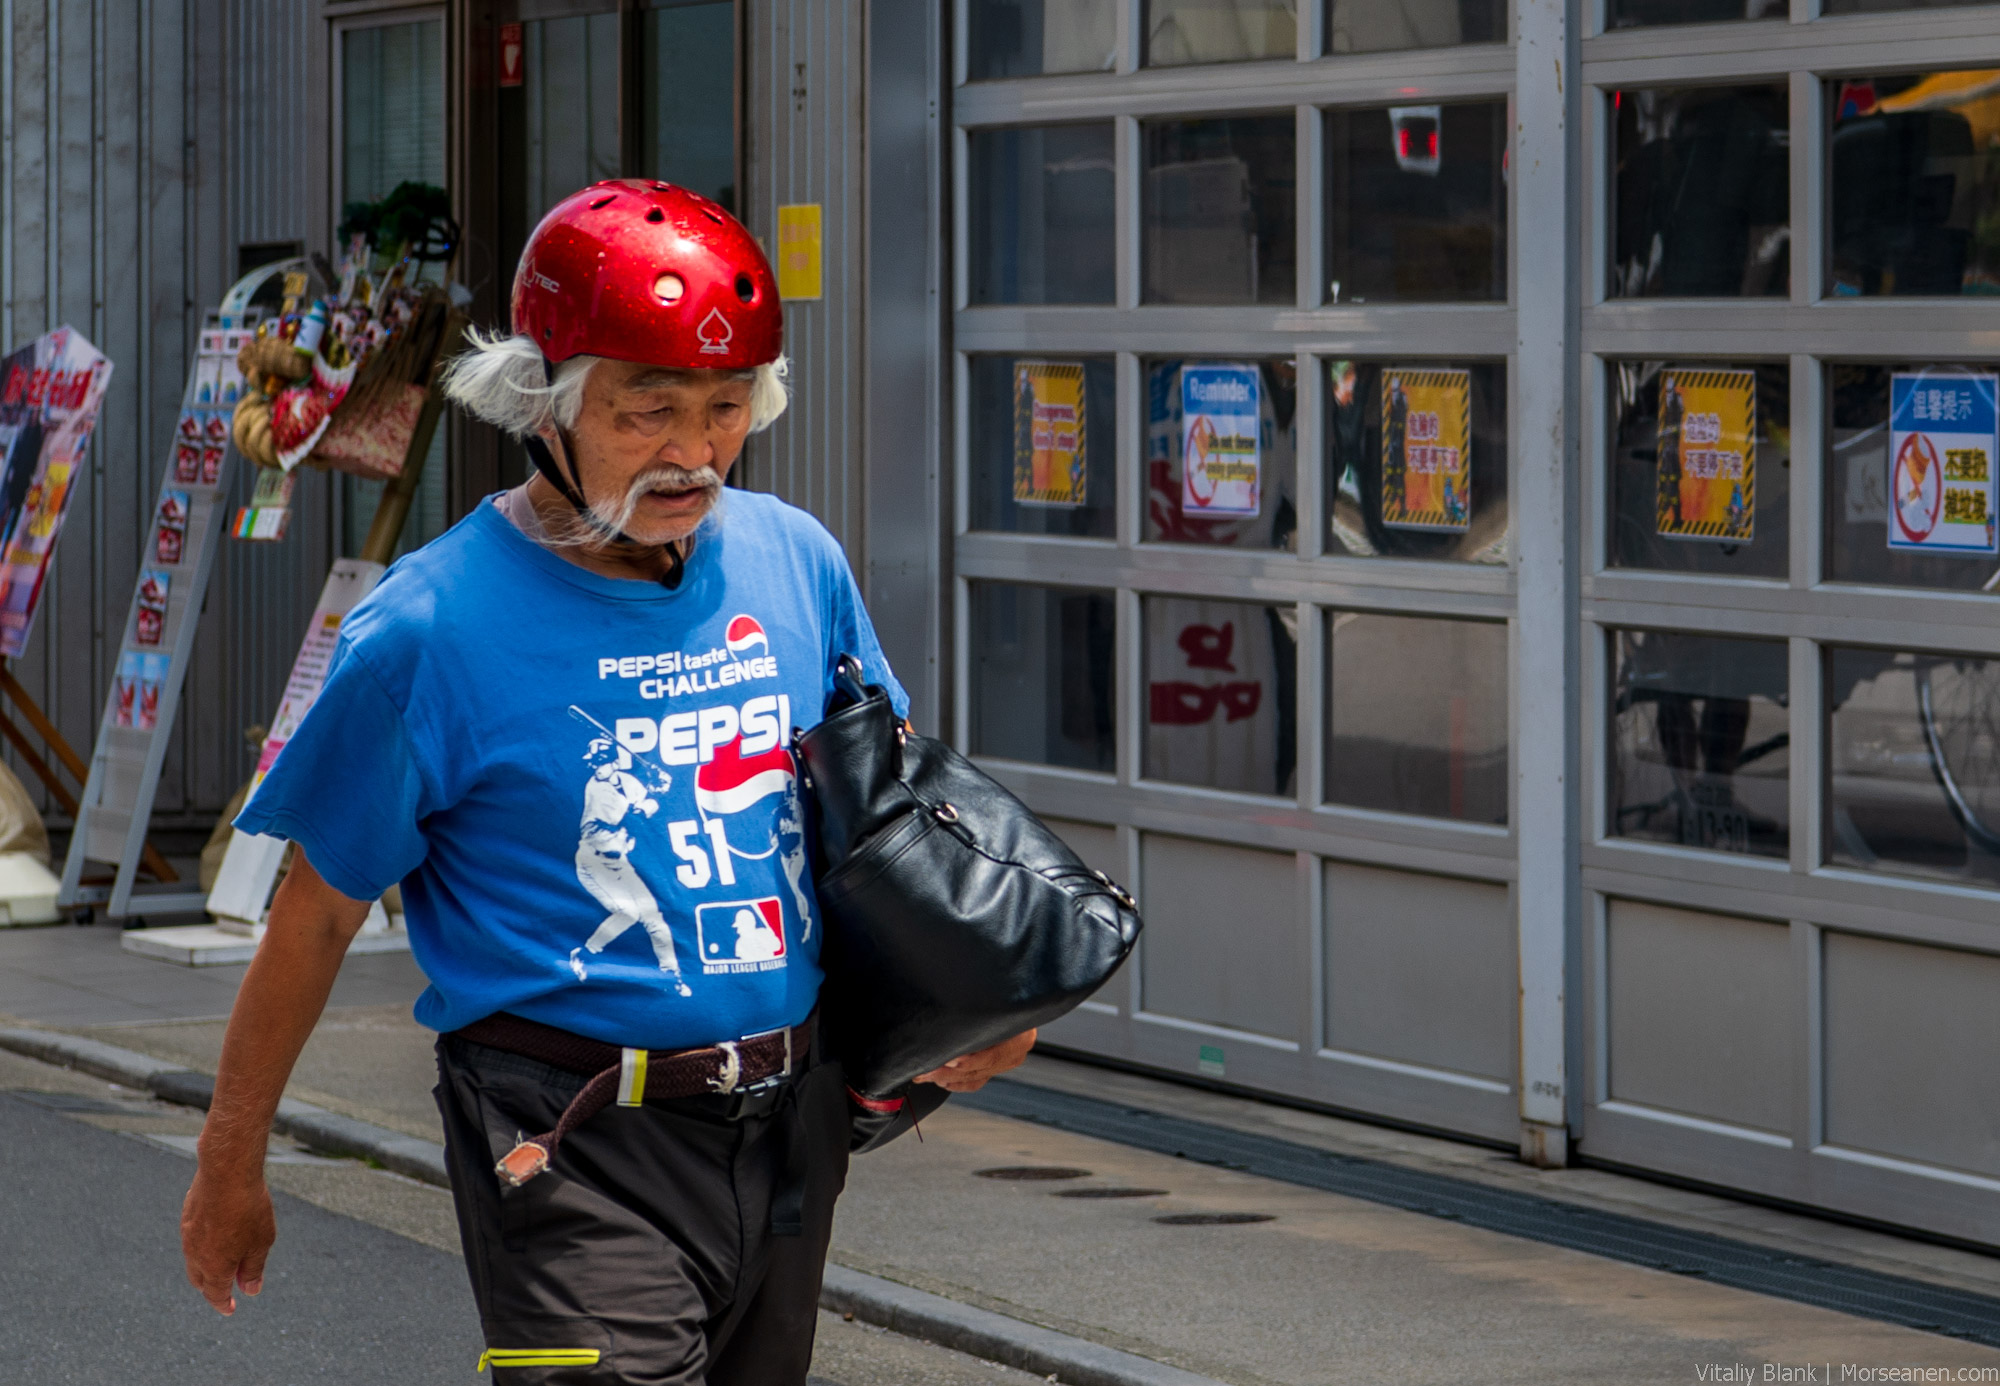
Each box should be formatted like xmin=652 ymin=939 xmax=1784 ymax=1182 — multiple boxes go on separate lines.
xmin=238 ymin=1243 xmax=269 ymax=1297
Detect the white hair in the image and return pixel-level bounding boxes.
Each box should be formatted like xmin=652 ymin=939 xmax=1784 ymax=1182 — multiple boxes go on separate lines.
xmin=440 ymin=327 xmax=790 ymax=439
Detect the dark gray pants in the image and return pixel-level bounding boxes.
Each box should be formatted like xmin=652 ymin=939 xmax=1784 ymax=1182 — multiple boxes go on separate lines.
xmin=434 ymin=1034 xmax=851 ymax=1385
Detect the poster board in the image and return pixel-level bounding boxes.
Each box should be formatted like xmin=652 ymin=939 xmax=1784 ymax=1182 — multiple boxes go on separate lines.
xmin=1888 ymin=372 xmax=1998 ymax=554
xmin=0 ymin=328 xmax=114 ymax=656
xmin=1655 ymin=368 xmax=1756 ymax=542
xmin=205 ymin=558 xmax=385 ymax=928
xmin=1380 ymin=367 xmax=1471 ymax=531
xmin=58 ymin=318 xmax=248 ymax=918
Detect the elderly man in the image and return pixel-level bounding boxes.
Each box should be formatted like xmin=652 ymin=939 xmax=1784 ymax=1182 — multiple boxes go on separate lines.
xmin=180 ymin=182 xmax=1034 ymax=1385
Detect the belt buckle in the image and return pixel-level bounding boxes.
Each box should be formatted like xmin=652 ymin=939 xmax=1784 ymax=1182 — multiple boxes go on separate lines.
xmin=735 ymin=1023 xmax=796 ymax=1079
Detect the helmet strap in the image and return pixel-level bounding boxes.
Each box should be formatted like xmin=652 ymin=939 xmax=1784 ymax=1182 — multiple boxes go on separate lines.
xmin=527 ymin=361 xmax=686 ymax=590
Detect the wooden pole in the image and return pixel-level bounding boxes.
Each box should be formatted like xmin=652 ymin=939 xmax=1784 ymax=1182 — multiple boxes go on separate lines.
xmin=358 ymin=314 xmax=468 ymax=567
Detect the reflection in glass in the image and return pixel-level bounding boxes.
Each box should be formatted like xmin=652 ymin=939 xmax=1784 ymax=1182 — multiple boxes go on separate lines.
xmin=1830 ymin=72 xmax=2000 ymax=297
xmin=1830 ymin=647 xmax=2000 ymax=885
xmin=1608 ymin=0 xmax=1781 ymax=29
xmin=1325 ymin=102 xmax=1506 ymax=304
xmin=498 ymin=13 xmax=620 ymax=280
xmin=1328 ymin=0 xmax=1502 ymax=53
xmin=1326 ymin=361 xmax=1508 ymax=562
xmin=1143 ymin=116 xmax=1296 ymax=305
xmin=969 ymin=356 xmax=1117 ymax=538
xmin=971 ymin=124 xmax=1116 ymax=305
xmin=969 ymin=0 xmax=1119 ymax=77
xmin=1612 ymin=84 xmax=1789 ymax=298
xmin=971 ymin=583 xmax=1117 ymax=773
xmin=1144 ymin=359 xmax=1297 ymax=549
xmin=1327 ymin=613 xmax=1507 ymax=822
xmin=641 ymin=2 xmax=737 ymax=210
xmin=1608 ymin=360 xmax=1790 ymax=578
xmin=1144 ymin=596 xmax=1296 ymax=797
xmin=1147 ymin=0 xmax=1297 ymax=66
xmin=1611 ymin=630 xmax=1790 ymax=858
xmin=1827 ymin=364 xmax=2000 ymax=591
xmin=341 ymin=19 xmax=447 ymax=558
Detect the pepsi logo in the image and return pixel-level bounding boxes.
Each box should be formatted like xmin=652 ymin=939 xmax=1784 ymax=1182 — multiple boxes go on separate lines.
xmin=724 ymin=615 xmax=768 ymax=656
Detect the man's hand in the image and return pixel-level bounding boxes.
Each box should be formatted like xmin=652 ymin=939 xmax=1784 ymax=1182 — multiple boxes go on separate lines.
xmin=916 ymin=1029 xmax=1037 ymax=1093
xmin=181 ymin=1165 xmax=275 ymax=1315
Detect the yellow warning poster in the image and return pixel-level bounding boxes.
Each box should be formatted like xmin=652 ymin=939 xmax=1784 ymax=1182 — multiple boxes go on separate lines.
xmin=1381 ymin=368 xmax=1471 ymax=531
xmin=775 ymin=204 xmax=822 ymax=301
xmin=1656 ymin=368 xmax=1755 ymax=541
xmin=1012 ymin=361 xmax=1087 ymax=508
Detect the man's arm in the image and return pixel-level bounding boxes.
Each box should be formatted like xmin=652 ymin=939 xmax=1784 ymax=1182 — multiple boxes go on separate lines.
xmin=180 ymin=851 xmax=372 ymax=1315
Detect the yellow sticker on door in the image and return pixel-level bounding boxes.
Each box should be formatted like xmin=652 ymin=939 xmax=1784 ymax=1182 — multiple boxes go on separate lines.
xmin=777 ymin=204 xmax=823 ymax=301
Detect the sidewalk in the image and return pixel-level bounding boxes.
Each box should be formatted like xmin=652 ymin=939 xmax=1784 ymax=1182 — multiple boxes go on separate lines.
xmin=7 ymin=920 xmax=2000 ymax=1385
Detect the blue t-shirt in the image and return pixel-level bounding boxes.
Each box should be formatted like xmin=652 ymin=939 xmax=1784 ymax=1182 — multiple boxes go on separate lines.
xmin=235 ymin=491 xmax=907 ymax=1049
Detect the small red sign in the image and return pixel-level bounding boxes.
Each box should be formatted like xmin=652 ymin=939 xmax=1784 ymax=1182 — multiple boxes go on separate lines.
xmin=498 ymin=23 xmax=524 ymax=88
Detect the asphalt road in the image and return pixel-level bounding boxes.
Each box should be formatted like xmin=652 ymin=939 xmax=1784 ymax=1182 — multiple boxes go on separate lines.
xmin=0 ymin=1052 xmax=1047 ymax=1386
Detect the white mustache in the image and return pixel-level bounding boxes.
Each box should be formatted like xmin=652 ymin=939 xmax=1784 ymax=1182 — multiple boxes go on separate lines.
xmin=594 ymin=466 xmax=723 ymax=533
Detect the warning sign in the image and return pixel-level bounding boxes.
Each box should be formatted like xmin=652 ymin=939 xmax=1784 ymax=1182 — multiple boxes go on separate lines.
xmin=1012 ymin=361 xmax=1087 ymax=508
xmin=1656 ymin=368 xmax=1755 ymax=542
xmin=1180 ymin=364 xmax=1260 ymax=518
xmin=1381 ymin=367 xmax=1470 ymax=531
xmin=1888 ymin=372 xmax=1998 ymax=555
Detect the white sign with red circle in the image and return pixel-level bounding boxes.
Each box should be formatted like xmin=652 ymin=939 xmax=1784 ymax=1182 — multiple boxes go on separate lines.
xmin=1888 ymin=372 xmax=1998 ymax=554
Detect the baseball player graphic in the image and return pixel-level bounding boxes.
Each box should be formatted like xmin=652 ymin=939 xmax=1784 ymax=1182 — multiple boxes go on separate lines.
xmin=569 ymin=714 xmax=691 ymax=995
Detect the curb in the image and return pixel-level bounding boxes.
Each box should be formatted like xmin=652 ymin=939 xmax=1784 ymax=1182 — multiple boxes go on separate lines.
xmin=0 ymin=1027 xmax=450 ymax=1187
xmin=821 ymin=1265 xmax=1228 ymax=1386
xmin=0 ymin=1027 xmax=1223 ymax=1386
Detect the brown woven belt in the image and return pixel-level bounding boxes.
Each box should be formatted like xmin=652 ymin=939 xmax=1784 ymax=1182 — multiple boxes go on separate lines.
xmin=454 ymin=1010 xmax=813 ymax=1188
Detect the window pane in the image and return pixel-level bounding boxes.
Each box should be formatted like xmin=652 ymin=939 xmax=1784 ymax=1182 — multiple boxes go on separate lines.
xmin=1610 ymin=630 xmax=1790 ymax=859
xmin=969 ymin=0 xmax=1118 ymax=78
xmin=1144 ymin=359 xmax=1298 ymax=550
xmin=1328 ymin=0 xmax=1503 ymax=53
xmin=1608 ymin=0 xmax=1781 ymax=29
xmin=1143 ymin=116 xmax=1296 ymax=305
xmin=1145 ymin=596 xmax=1297 ymax=797
xmin=1611 ymin=84 xmax=1790 ymax=298
xmin=1325 ymin=102 xmax=1505 ymax=304
xmin=970 ymin=125 xmax=1116 ymax=305
xmin=642 ymin=2 xmax=737 ymax=211
xmin=1827 ymin=365 xmax=2000 ymax=590
xmin=1146 ymin=0 xmax=1297 ymax=66
xmin=1327 ymin=361 xmax=1507 ymax=562
xmin=342 ymin=21 xmax=444 ymax=202
xmin=1608 ymin=360 xmax=1790 ymax=578
xmin=1829 ymin=72 xmax=2000 ymax=298
xmin=970 ymin=356 xmax=1117 ymax=537
xmin=1327 ymin=612 xmax=1507 ymax=822
xmin=971 ymin=582 xmax=1116 ymax=773
xmin=1830 ymin=647 xmax=2000 ymax=885
xmin=498 ymin=13 xmax=620 ymax=278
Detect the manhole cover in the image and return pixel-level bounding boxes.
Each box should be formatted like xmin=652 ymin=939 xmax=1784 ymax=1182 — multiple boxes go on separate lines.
xmin=1053 ymin=1187 xmax=1170 ymax=1200
xmin=1154 ymin=1212 xmax=1275 ymax=1226
xmin=974 ymin=1166 xmax=1092 ymax=1181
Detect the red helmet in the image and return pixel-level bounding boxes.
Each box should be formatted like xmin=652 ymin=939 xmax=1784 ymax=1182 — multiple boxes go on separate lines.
xmin=511 ymin=180 xmax=781 ymax=371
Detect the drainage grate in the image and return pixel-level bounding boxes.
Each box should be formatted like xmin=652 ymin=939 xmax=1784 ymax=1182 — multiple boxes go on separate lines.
xmin=1155 ymin=1212 xmax=1275 ymax=1226
xmin=1054 ymin=1187 xmax=1171 ymax=1200
xmin=974 ymin=1165 xmax=1091 ymax=1181
xmin=959 ymin=1079 xmax=2000 ymax=1348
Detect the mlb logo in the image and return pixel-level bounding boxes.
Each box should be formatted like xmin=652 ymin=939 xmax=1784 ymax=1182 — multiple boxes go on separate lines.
xmin=695 ymin=897 xmax=787 ymax=967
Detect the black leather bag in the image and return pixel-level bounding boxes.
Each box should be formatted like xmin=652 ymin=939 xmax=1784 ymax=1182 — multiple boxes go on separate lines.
xmin=793 ymin=656 xmax=1142 ymax=1146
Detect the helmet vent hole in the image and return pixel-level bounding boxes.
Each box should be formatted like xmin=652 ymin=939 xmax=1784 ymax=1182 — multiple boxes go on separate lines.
xmin=703 ymin=209 xmax=725 ymax=224
xmin=589 ymin=195 xmax=614 ymax=210
xmin=654 ymin=273 xmax=686 ymax=304
xmin=652 ymin=182 xmax=669 ymax=192
xmin=646 ymin=208 xmax=666 ymax=224
xmin=735 ymin=274 xmax=755 ymax=303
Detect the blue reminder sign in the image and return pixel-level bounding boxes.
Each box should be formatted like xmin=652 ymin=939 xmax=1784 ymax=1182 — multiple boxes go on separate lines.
xmin=1889 ymin=372 xmax=1999 ymax=554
